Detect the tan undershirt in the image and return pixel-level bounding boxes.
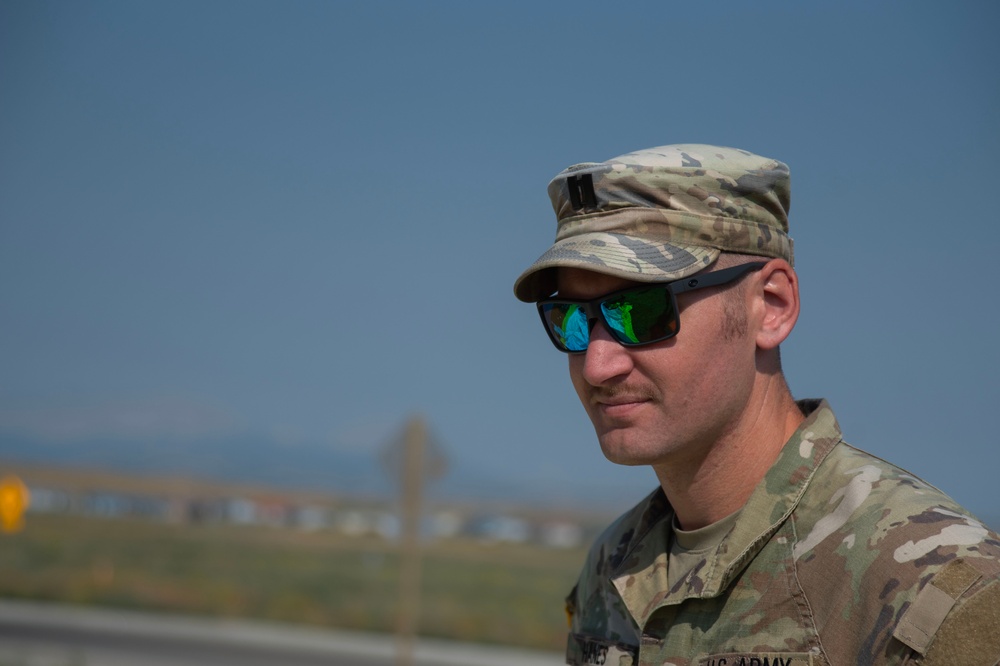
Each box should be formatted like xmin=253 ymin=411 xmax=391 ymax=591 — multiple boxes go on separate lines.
xmin=668 ymin=508 xmax=743 ymax=590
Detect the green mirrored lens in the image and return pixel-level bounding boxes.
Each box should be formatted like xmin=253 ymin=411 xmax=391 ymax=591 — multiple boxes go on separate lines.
xmin=601 ymin=287 xmax=675 ymax=345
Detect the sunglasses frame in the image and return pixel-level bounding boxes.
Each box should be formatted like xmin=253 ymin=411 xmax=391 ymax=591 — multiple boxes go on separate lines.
xmin=536 ymin=261 xmax=768 ymax=353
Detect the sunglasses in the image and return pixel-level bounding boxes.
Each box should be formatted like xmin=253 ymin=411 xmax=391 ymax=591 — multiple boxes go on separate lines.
xmin=537 ymin=262 xmax=767 ymax=353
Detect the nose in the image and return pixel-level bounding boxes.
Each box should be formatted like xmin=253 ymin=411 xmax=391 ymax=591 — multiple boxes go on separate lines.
xmin=578 ymin=318 xmax=634 ymax=386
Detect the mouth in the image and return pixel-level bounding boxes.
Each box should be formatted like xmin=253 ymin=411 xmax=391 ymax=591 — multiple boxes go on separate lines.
xmin=590 ymin=387 xmax=656 ymax=417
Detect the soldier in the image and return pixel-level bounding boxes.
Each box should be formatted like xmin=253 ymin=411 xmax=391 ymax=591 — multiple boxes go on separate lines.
xmin=513 ymin=144 xmax=1000 ymax=666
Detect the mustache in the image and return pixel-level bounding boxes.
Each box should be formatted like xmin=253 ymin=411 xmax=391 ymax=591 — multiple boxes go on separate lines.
xmin=589 ymin=384 xmax=659 ymax=404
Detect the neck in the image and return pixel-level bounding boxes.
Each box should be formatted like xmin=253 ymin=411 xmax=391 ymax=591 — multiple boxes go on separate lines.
xmin=652 ymin=374 xmax=804 ymax=530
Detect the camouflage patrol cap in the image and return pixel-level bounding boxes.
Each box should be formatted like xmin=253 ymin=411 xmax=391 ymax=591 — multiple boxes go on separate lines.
xmin=513 ymin=144 xmax=794 ymax=302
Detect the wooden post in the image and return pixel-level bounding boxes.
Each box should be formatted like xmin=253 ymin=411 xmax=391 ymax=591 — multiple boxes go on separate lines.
xmin=395 ymin=416 xmax=425 ymax=666
xmin=381 ymin=415 xmax=447 ymax=666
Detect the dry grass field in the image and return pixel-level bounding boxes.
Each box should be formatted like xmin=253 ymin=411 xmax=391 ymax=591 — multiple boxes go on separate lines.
xmin=0 ymin=511 xmax=586 ymax=651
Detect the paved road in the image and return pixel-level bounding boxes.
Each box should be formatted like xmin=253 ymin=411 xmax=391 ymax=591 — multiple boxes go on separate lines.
xmin=0 ymin=600 xmax=562 ymax=666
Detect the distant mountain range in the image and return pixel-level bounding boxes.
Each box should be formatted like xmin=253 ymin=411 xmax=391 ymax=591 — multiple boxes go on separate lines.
xmin=0 ymin=430 xmax=384 ymax=495
xmin=0 ymin=429 xmax=618 ymax=510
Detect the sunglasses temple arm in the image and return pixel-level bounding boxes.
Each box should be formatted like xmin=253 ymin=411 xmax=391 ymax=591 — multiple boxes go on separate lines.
xmin=670 ymin=262 xmax=767 ymax=295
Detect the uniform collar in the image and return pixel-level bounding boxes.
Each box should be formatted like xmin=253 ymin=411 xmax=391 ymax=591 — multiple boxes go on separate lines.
xmin=610 ymin=399 xmax=844 ymax=628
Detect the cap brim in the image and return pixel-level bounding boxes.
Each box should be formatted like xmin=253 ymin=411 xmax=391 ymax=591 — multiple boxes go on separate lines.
xmin=513 ymin=232 xmax=719 ymax=302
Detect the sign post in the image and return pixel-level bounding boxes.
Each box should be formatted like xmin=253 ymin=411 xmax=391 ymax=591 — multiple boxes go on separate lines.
xmin=381 ymin=415 xmax=447 ymax=666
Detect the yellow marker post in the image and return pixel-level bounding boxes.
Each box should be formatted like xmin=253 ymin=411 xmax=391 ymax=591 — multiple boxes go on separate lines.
xmin=0 ymin=475 xmax=30 ymax=533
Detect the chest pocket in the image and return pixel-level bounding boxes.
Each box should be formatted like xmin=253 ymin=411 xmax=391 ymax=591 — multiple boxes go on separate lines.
xmin=566 ymin=633 xmax=639 ymax=666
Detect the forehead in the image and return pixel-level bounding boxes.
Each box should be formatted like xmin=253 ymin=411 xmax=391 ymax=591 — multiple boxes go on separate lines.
xmin=554 ymin=267 xmax=645 ymax=300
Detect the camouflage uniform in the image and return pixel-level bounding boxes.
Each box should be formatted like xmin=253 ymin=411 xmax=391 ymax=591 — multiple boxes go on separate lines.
xmin=564 ymin=400 xmax=1000 ymax=666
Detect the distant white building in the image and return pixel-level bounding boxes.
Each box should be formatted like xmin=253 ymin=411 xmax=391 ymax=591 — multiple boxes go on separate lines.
xmin=540 ymin=521 xmax=584 ymax=548
xmin=24 ymin=486 xmax=71 ymax=513
xmin=475 ymin=515 xmax=530 ymax=543
xmin=226 ymin=498 xmax=256 ymax=525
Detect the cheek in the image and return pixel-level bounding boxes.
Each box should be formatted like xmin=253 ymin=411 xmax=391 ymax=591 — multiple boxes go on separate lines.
xmin=679 ymin=335 xmax=755 ymax=402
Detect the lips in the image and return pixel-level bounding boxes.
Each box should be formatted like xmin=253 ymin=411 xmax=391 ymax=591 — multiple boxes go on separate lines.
xmin=590 ymin=386 xmax=658 ymax=414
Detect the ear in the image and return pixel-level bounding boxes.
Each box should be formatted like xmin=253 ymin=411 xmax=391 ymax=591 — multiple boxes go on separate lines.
xmin=754 ymin=259 xmax=799 ymax=350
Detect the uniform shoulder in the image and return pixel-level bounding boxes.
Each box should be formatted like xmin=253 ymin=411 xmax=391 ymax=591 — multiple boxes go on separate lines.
xmin=793 ymin=440 xmax=987 ymax=542
xmin=790 ymin=440 xmax=1000 ymax=664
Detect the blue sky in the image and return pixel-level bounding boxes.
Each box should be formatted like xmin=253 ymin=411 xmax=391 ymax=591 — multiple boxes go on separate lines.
xmin=1 ymin=1 xmax=998 ymax=520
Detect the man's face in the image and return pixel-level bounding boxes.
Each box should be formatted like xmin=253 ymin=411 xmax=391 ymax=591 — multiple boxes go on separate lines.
xmin=556 ymin=267 xmax=759 ymax=468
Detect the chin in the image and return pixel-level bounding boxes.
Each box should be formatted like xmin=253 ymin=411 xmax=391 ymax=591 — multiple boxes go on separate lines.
xmin=597 ymin=434 xmax=662 ymax=467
